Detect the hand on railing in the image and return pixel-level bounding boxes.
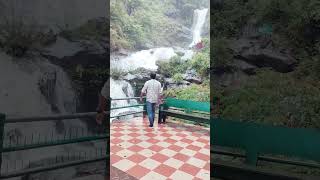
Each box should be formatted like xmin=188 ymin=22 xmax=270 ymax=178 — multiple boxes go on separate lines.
xmin=96 ymin=111 xmax=105 ymax=125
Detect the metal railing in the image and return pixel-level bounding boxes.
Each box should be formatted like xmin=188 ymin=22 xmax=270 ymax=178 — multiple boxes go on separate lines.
xmin=0 ymin=112 xmax=108 ymax=179
xmin=110 ymin=97 xmax=146 ymax=119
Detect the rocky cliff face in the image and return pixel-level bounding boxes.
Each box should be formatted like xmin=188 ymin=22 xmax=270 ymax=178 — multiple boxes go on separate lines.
xmin=212 ymin=37 xmax=298 ymax=89
xmin=0 ymin=0 xmax=107 ymax=32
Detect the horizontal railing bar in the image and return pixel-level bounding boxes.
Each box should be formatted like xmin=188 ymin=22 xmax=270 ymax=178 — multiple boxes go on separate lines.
xmin=211 ymin=148 xmax=320 ymax=169
xmin=3 ymin=135 xmax=108 ymax=152
xmin=111 ymin=104 xmax=145 ymax=110
xmin=111 ymin=111 xmax=145 ymax=118
xmin=111 ymin=97 xmax=145 ymax=100
xmin=0 ymin=156 xmax=108 ymax=179
xmin=5 ymin=112 xmax=107 ymax=123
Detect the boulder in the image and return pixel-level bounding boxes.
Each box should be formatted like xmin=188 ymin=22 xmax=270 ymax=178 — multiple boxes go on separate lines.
xmin=165 ymin=78 xmax=191 ymax=89
xmin=233 ymin=59 xmax=257 ymax=75
xmin=231 ymin=38 xmax=297 ymax=73
xmin=183 ymin=69 xmax=202 ymax=84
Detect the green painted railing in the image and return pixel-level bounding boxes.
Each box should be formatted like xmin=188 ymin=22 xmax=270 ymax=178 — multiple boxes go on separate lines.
xmin=110 ymin=97 xmax=146 ymax=118
xmin=160 ymin=98 xmax=210 ymax=126
xmin=211 ymin=117 xmax=320 ymax=167
xmin=0 ymin=112 xmax=108 ymax=179
xmin=164 ymin=98 xmax=210 ymax=113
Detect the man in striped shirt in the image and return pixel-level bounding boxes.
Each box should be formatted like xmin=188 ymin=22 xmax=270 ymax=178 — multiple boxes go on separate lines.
xmin=140 ymin=73 xmax=162 ymax=127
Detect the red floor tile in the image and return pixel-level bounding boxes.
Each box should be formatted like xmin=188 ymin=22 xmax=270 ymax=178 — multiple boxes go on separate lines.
xmin=111 ymin=154 xmax=122 ymax=164
xmin=128 ymin=138 xmax=143 ymax=144
xmin=128 ymin=132 xmax=140 ymax=137
xmin=127 ymin=165 xmax=150 ymax=179
xmin=150 ymin=153 xmax=170 ymax=163
xmin=181 ymin=138 xmax=193 ymax=144
xmin=167 ymin=145 xmax=183 ymax=152
xmin=111 ymin=138 xmax=123 ymax=144
xmin=173 ymin=153 xmax=191 ymax=162
xmin=197 ymin=138 xmax=208 ymax=144
xmin=149 ymin=145 xmax=164 ymax=152
xmin=113 ymin=132 xmax=124 ymax=137
xmin=194 ymin=153 xmax=210 ymax=162
xmin=128 ymin=145 xmax=144 ymax=152
xmin=186 ymin=145 xmax=202 ymax=151
xmin=146 ymin=138 xmax=160 ymax=144
xmin=179 ymin=163 xmax=201 ymax=176
xmin=111 ymin=145 xmax=123 ymax=153
xmin=164 ymin=138 xmax=177 ymax=144
xmin=153 ymin=164 xmax=176 ymax=177
xmin=127 ymin=154 xmax=147 ymax=164
xmin=204 ymin=163 xmax=210 ymax=171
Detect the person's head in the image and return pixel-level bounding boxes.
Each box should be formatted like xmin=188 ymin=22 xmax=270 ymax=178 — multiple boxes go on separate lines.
xmin=150 ymin=73 xmax=156 ymax=79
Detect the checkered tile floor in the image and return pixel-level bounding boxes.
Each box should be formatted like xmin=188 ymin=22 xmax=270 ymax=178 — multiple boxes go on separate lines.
xmin=110 ymin=117 xmax=210 ymax=180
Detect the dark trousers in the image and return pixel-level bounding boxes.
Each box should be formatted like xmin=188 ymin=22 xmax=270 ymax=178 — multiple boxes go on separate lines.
xmin=158 ymin=105 xmax=167 ymax=124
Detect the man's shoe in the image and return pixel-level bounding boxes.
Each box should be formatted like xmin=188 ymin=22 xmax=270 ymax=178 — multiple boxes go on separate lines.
xmin=149 ymin=125 xmax=153 ymax=127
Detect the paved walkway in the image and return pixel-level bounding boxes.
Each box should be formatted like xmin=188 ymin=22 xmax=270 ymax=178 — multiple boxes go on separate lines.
xmin=110 ymin=117 xmax=210 ymax=180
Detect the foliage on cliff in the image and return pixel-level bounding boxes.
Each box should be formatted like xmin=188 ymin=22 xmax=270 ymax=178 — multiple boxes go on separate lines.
xmin=110 ymin=0 xmax=209 ymax=50
xmin=212 ymin=0 xmax=320 ymax=128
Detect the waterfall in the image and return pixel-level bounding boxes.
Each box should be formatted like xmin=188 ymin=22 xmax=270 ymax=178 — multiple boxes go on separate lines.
xmin=189 ymin=8 xmax=208 ymax=48
xmin=111 ymin=47 xmax=176 ymax=71
xmin=110 ymin=78 xmax=141 ymax=122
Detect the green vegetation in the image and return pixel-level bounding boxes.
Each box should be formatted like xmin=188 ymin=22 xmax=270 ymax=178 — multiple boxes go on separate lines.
xmin=60 ymin=19 xmax=107 ymax=42
xmin=172 ymin=73 xmax=184 ymax=83
xmin=212 ymin=0 xmax=320 ymax=128
xmin=0 ymin=19 xmax=50 ymax=57
xmin=164 ymin=84 xmax=209 ymax=102
xmin=191 ymin=38 xmax=210 ymax=77
xmin=156 ymin=56 xmax=190 ymax=77
xmin=212 ymin=38 xmax=233 ymax=69
xmin=111 ymin=0 xmax=209 ymax=50
xmin=220 ymin=70 xmax=320 ymax=128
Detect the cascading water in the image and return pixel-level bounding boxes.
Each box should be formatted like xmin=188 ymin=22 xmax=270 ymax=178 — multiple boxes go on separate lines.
xmin=189 ymin=8 xmax=209 ymax=48
xmin=110 ymin=8 xmax=208 ymax=120
xmin=110 ymin=78 xmax=141 ymax=122
xmin=111 ymin=47 xmax=176 ymax=71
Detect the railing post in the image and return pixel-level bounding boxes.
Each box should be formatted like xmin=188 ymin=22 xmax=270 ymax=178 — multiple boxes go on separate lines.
xmin=0 ymin=113 xmax=5 ymax=176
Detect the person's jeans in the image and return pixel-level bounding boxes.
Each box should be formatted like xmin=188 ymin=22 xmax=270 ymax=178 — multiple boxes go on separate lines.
xmin=146 ymin=101 xmax=156 ymax=126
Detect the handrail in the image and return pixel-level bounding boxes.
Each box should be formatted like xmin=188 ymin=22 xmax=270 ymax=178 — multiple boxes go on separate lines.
xmin=0 ymin=156 xmax=108 ymax=179
xmin=6 ymin=112 xmax=99 ymax=123
xmin=212 ymin=148 xmax=320 ymax=169
xmin=111 ymin=104 xmax=145 ymax=110
xmin=0 ymin=113 xmax=108 ymax=179
xmin=111 ymin=96 xmax=145 ymax=100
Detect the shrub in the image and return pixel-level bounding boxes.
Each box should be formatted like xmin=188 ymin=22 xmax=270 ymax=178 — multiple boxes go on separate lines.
xmin=164 ymin=84 xmax=209 ymax=102
xmin=156 ymin=56 xmax=190 ymax=77
xmin=220 ymin=69 xmax=320 ymax=128
xmin=212 ymin=38 xmax=233 ymax=69
xmin=110 ymin=68 xmax=127 ymax=80
xmin=0 ymin=19 xmax=45 ymax=57
xmin=172 ymin=73 xmax=184 ymax=83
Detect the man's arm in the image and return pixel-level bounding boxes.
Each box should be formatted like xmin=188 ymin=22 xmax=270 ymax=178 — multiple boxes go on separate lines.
xmin=140 ymin=82 xmax=147 ymax=102
xmin=96 ymin=93 xmax=107 ymax=113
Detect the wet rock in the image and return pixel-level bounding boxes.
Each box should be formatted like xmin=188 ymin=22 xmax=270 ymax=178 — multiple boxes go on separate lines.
xmin=165 ymin=78 xmax=191 ymax=89
xmin=183 ymin=69 xmax=202 ymax=84
xmin=233 ymin=59 xmax=257 ymax=75
xmin=44 ymin=37 xmax=84 ymax=59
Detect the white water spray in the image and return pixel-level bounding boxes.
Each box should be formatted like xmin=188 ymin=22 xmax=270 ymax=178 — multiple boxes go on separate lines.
xmin=189 ymin=8 xmax=208 ymax=48
xmin=111 ymin=47 xmax=176 ymax=71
